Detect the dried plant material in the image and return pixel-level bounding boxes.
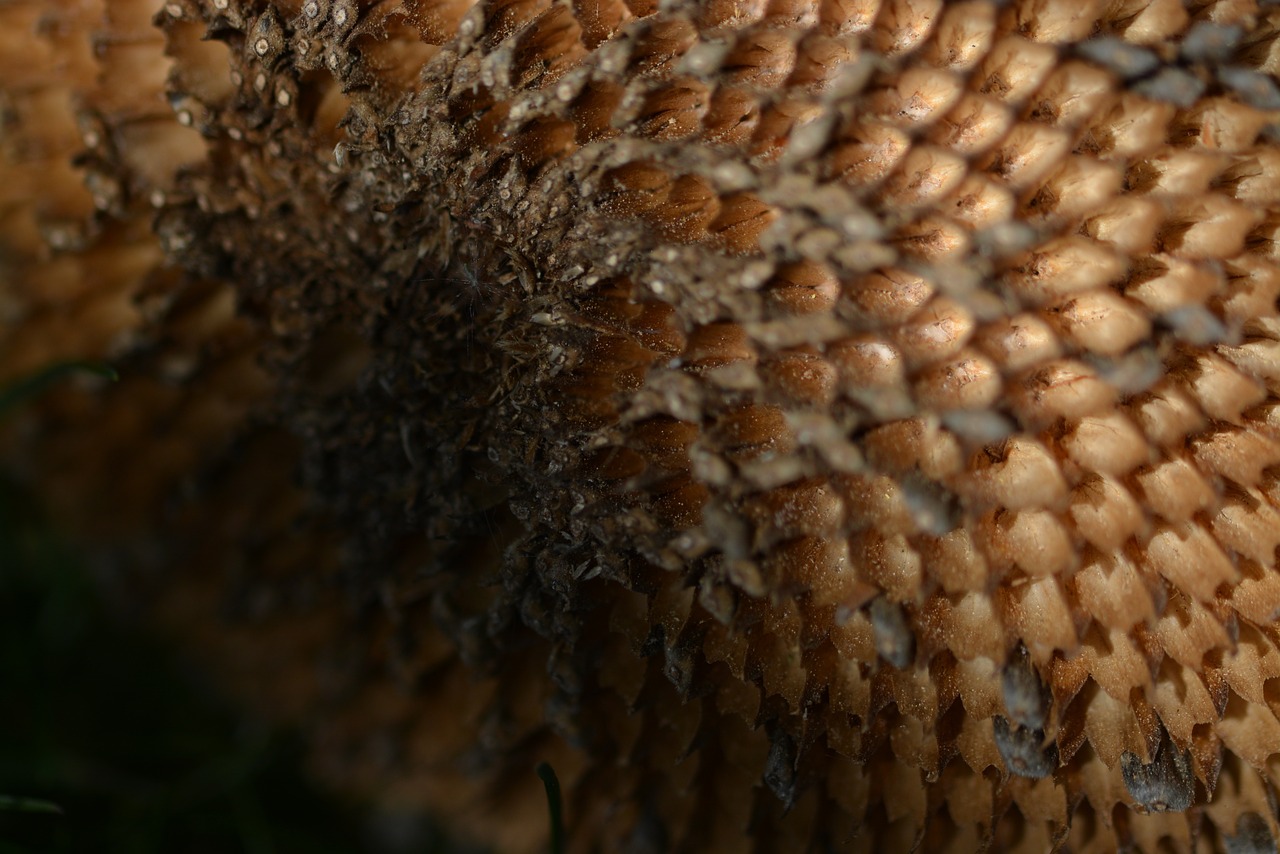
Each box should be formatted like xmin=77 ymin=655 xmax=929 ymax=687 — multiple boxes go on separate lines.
xmin=11 ymin=0 xmax=1280 ymax=852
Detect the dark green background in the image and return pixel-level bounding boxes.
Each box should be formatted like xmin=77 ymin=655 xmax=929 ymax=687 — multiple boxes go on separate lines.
xmin=0 ymin=472 xmax=473 ymax=854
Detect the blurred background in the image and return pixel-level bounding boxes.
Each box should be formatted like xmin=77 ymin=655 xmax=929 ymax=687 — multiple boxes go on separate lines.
xmin=0 ymin=468 xmax=483 ymax=854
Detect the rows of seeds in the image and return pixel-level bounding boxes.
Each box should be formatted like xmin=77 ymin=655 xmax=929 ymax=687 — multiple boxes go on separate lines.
xmin=11 ymin=0 xmax=1280 ymax=850
xmin=385 ymin=0 xmax=1280 ymax=849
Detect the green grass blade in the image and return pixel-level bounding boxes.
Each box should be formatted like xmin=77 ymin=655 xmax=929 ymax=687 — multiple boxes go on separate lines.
xmin=535 ymin=763 xmax=563 ymax=854
xmin=0 ymin=796 xmax=62 ymax=815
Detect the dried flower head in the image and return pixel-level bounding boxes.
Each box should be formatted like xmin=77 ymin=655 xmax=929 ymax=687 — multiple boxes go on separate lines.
xmin=8 ymin=0 xmax=1280 ymax=851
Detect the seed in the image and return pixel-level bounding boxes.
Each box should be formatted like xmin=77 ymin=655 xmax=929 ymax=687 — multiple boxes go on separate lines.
xmin=1077 ymin=37 xmax=1159 ymax=80
xmin=1120 ymin=737 xmax=1194 ymax=814
xmin=1180 ymin=22 xmax=1243 ymax=64
xmin=992 ymin=717 xmax=1057 ymax=779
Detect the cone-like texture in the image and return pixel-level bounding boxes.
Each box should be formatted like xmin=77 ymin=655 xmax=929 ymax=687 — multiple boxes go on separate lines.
xmin=10 ymin=0 xmax=1280 ymax=850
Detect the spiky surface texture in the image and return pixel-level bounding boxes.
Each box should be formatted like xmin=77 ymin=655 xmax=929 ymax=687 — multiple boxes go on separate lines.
xmin=9 ymin=0 xmax=1280 ymax=850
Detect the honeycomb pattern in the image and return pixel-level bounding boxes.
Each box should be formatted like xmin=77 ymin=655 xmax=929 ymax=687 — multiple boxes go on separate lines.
xmin=10 ymin=0 xmax=1280 ymax=851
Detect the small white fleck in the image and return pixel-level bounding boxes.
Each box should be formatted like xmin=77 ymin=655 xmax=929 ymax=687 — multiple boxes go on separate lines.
xmin=177 ymin=109 xmax=193 ymax=126
xmin=276 ymin=88 xmax=292 ymax=106
xmin=165 ymin=3 xmax=182 ymax=17
xmin=254 ymin=72 xmax=267 ymax=91
xmin=303 ymin=1 xmax=320 ymax=18
xmin=254 ymin=37 xmax=270 ymax=56
xmin=334 ymin=6 xmax=349 ymax=26
xmin=150 ymin=189 xmax=166 ymax=207
xmin=228 ymin=127 xmax=243 ymax=140
xmin=213 ymin=0 xmax=228 ymax=8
